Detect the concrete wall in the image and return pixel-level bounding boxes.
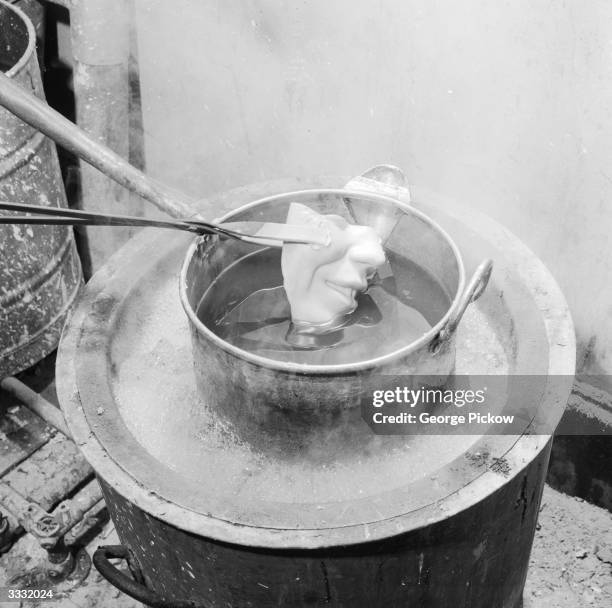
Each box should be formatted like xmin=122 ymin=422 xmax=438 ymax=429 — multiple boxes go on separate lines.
xmin=132 ymin=0 xmax=612 ymax=378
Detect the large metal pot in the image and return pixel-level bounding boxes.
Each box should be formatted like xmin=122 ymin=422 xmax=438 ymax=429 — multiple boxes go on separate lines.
xmin=0 ymin=0 xmax=82 ymax=376
xmin=180 ymin=171 xmax=492 ymax=452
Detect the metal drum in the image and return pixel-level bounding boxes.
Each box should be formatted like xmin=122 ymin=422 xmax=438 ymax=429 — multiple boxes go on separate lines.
xmin=0 ymin=0 xmax=82 ymax=376
xmin=10 ymin=1 xmax=44 ymax=54
xmin=56 ymin=177 xmax=574 ymax=608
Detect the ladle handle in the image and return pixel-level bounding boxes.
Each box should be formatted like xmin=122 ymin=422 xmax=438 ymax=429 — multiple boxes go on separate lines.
xmin=0 ymin=70 xmax=196 ymax=219
xmin=344 ymin=165 xmax=412 ymax=202
xmin=430 ymin=259 xmax=494 ymax=353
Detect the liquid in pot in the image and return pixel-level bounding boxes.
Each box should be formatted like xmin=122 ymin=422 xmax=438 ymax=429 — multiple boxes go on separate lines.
xmin=196 ymin=248 xmax=451 ymax=365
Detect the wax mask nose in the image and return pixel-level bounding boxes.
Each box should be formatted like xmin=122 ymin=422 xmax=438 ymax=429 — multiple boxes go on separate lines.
xmin=330 ymin=258 xmax=369 ymax=291
xmin=347 ymin=240 xmax=387 ymax=268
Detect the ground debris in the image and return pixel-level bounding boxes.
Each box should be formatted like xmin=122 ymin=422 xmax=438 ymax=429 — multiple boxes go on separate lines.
xmin=575 ymin=549 xmax=588 ymax=559
xmin=525 ymin=486 xmax=612 ymax=608
xmin=595 ymin=545 xmax=612 ymax=565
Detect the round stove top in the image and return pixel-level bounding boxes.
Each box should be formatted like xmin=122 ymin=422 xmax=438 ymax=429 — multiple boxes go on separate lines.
xmin=56 ymin=177 xmax=575 ymax=548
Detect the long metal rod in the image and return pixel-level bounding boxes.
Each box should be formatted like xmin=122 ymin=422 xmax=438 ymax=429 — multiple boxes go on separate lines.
xmin=0 ymin=75 xmax=328 ymax=246
xmin=0 ymin=201 xmax=329 ymax=245
xmin=0 ymin=214 xmax=201 ymax=232
xmin=0 ymin=377 xmax=71 ymax=437
xmin=0 ymin=201 xmax=218 ymax=235
xmin=0 ymin=70 xmax=195 ymax=219
xmin=53 ymin=478 xmax=104 ymax=537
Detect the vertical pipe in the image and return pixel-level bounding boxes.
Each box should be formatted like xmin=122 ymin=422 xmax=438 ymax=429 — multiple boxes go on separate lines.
xmin=70 ymin=0 xmax=137 ymax=276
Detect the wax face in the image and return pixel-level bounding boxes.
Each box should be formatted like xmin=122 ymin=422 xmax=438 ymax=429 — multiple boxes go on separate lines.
xmin=281 ymin=203 xmax=386 ymax=327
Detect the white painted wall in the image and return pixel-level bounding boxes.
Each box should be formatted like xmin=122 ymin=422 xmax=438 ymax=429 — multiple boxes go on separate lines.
xmin=133 ymin=0 xmax=612 ymax=377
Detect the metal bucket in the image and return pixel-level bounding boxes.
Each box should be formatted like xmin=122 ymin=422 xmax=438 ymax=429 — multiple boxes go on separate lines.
xmin=180 ymin=174 xmax=492 ymax=452
xmin=0 ymin=0 xmax=82 ymax=376
xmin=10 ymin=1 xmax=44 ymax=63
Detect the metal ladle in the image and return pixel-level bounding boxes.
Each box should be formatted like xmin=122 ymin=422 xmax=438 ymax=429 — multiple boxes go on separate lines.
xmin=0 ymin=71 xmax=326 ymax=247
xmin=0 ymin=201 xmax=329 ymax=247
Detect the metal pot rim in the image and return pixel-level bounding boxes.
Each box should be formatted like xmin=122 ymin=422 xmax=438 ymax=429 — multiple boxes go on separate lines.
xmin=1 ymin=0 xmax=36 ymax=79
xmin=179 ymin=188 xmax=466 ymax=374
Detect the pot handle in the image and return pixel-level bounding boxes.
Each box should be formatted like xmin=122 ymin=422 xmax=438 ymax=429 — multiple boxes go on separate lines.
xmin=93 ymin=544 xmax=204 ymax=608
xmin=344 ymin=167 xmax=493 ymax=351
xmin=429 ymin=259 xmax=494 ymax=354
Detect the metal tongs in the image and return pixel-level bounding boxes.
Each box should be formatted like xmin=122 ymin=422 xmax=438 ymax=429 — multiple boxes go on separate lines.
xmin=0 ymin=71 xmax=328 ymax=247
xmin=0 ymin=201 xmax=329 ymax=247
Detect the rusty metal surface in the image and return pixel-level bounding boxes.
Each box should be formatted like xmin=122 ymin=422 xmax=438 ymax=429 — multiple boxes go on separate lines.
xmin=1 ymin=433 xmax=92 ymax=512
xmin=0 ymin=369 xmax=95 ymax=563
xmin=0 ymin=402 xmax=52 ymax=477
xmin=0 ymin=478 xmax=607 ymax=607
xmin=100 ymin=444 xmax=550 ymax=608
xmin=0 ymin=354 xmax=59 ymax=478
xmin=0 ymin=474 xmax=101 ymax=557
xmin=0 ymin=526 xmax=138 ymax=608
xmin=0 ymin=0 xmax=82 ymax=377
xmin=56 ymin=176 xmax=575 ymax=550
xmin=0 ymin=377 xmax=70 ymax=437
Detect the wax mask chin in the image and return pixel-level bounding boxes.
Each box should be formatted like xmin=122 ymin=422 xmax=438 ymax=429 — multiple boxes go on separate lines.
xmin=281 ymin=202 xmax=386 ymax=328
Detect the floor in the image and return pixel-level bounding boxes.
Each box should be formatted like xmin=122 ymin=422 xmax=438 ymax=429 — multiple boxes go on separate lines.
xmin=524 ymin=486 xmax=612 ymax=607
xmin=0 ymin=485 xmax=608 ymax=607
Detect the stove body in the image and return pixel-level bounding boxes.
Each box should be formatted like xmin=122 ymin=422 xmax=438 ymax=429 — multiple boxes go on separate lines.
xmin=56 ymin=177 xmax=575 ymax=608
